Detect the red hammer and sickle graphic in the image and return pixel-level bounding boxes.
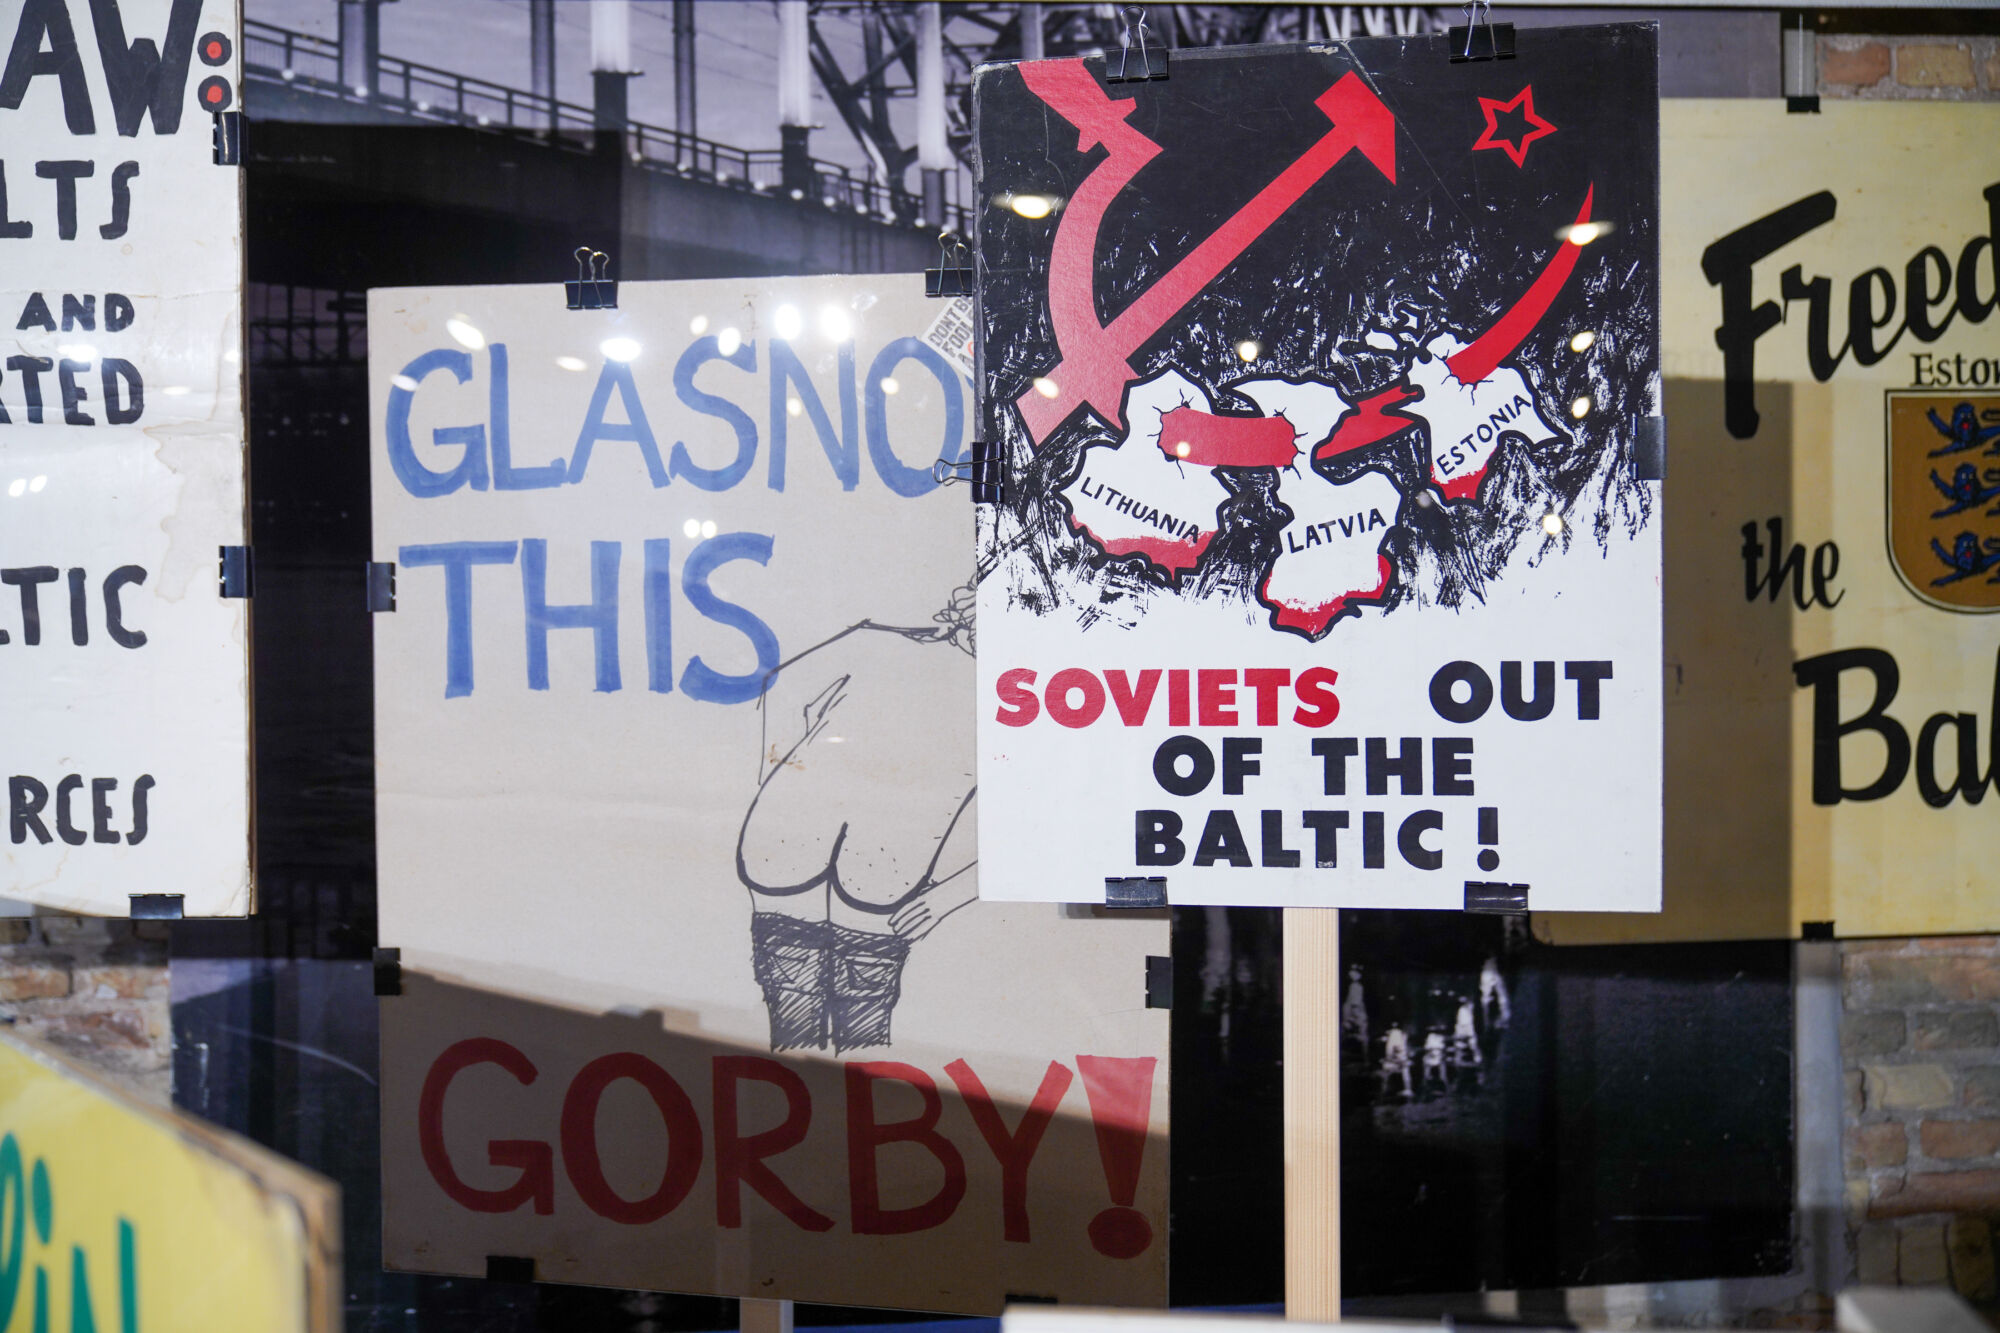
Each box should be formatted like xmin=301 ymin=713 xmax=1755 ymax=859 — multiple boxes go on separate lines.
xmin=1013 ymin=61 xmax=1398 ymax=446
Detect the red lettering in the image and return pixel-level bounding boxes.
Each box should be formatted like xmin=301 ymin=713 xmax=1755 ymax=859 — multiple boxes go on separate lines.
xmin=560 ymin=1052 xmax=704 ymax=1225
xmin=1105 ymin=669 xmax=1161 ymax=725
xmin=1168 ymin=669 xmax=1190 ymax=726
xmin=945 ymin=1058 xmax=1072 ymax=1244
xmin=713 ymin=1056 xmax=834 ymax=1232
xmin=1293 ymin=666 xmax=1341 ymax=727
xmin=1044 ymin=667 xmax=1107 ymax=728
xmin=418 ymin=1038 xmax=554 ymax=1215
xmin=1197 ymin=668 xmax=1238 ymax=726
xmin=845 ymin=1061 xmax=967 ymax=1235
xmin=1242 ymin=668 xmax=1291 ymax=726
xmin=995 ymin=667 xmax=1040 ymax=727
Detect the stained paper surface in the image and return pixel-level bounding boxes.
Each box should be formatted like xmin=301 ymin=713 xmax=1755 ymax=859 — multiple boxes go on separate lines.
xmin=974 ymin=31 xmax=1663 ymax=910
xmin=369 ymin=277 xmax=1167 ymax=1312
xmin=0 ymin=0 xmax=250 ymax=914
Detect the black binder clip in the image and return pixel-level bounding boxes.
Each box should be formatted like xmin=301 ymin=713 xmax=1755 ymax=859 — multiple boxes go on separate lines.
xmin=1107 ymin=6 xmax=1166 ymax=82
xmin=931 ymin=435 xmax=1003 ymax=504
xmin=1448 ymin=0 xmax=1514 ymax=62
xmin=925 ymin=232 xmax=974 ymax=298
xmin=565 ymin=247 xmax=617 ymax=311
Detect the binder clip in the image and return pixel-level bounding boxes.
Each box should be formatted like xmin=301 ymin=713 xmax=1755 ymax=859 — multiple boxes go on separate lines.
xmin=1106 ymin=6 xmax=1166 ymax=83
xmin=1448 ymin=0 xmax=1514 ymax=62
xmin=931 ymin=435 xmax=1004 ymax=503
xmin=925 ymin=232 xmax=974 ymax=298
xmin=565 ymin=247 xmax=617 ymax=311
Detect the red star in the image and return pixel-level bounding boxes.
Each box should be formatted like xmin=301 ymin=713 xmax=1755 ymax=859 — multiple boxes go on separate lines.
xmin=1471 ymin=85 xmax=1556 ymax=169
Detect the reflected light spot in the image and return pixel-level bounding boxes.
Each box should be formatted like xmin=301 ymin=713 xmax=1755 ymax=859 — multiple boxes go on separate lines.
xmin=1541 ymin=512 xmax=1563 ymax=536
xmin=1563 ymin=221 xmax=1610 ymax=246
xmin=786 ymin=395 xmax=804 ymax=418
xmin=689 ymin=314 xmax=710 ymax=336
xmin=554 ymin=356 xmax=587 ymax=372
xmin=1236 ymin=340 xmax=1260 ymax=362
xmin=879 ymin=377 xmax=900 ymax=396
xmin=1174 ymin=441 xmax=1191 ymax=458
xmin=6 ymin=480 xmax=22 ymax=499
xmin=819 ymin=306 xmax=852 ymax=342
xmin=1570 ymin=395 xmax=1591 ymax=419
xmin=445 ymin=317 xmax=485 ymax=350
xmin=162 ymin=385 xmax=191 ymax=397
xmin=28 ymin=476 xmax=44 ymax=493
xmin=1033 ymin=377 xmax=1059 ymax=399
xmin=1569 ymin=330 xmax=1596 ymax=353
xmin=825 ymin=736 xmax=847 ymax=744
xmin=718 ymin=327 xmax=742 ymax=356
xmin=1009 ymin=193 xmax=1055 ymax=220
xmin=58 ymin=344 xmax=94 ymax=361
xmin=773 ymin=305 xmax=803 ymax=340
xmin=700 ymin=520 xmax=717 ymax=539
xmin=600 ymin=337 xmax=642 ymax=363
xmin=391 ymin=374 xmax=420 ymax=391
xmin=682 ymin=519 xmax=701 ymax=539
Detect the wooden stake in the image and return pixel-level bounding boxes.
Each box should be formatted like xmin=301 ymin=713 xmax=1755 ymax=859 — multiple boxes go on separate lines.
xmin=741 ymin=1298 xmax=794 ymax=1333
xmin=1284 ymin=906 xmax=1340 ymax=1321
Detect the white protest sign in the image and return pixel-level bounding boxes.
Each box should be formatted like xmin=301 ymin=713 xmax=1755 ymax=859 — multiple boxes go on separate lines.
xmin=369 ymin=277 xmax=1168 ymax=1314
xmin=0 ymin=0 xmax=250 ymax=915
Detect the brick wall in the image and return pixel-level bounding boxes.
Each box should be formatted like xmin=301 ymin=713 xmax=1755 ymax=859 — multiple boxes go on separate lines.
xmin=1820 ymin=35 xmax=2000 ymax=101
xmin=1843 ymin=938 xmax=2000 ymax=1303
xmin=0 ymin=918 xmax=170 ymax=1105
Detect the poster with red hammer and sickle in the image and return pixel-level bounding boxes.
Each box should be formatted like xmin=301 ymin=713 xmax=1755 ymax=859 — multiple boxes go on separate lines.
xmin=972 ymin=28 xmax=1664 ymax=913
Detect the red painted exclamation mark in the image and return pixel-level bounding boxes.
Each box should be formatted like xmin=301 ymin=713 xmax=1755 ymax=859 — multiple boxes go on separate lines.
xmin=1075 ymin=1055 xmax=1158 ymax=1259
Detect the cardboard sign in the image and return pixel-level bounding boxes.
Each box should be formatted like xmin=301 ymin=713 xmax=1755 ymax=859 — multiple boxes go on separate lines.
xmin=0 ymin=1030 xmax=339 ymax=1332
xmin=369 ymin=277 xmax=1168 ymax=1313
xmin=0 ymin=0 xmax=251 ymax=915
xmin=1547 ymin=100 xmax=2000 ymax=944
xmin=972 ymin=30 xmax=1663 ymax=910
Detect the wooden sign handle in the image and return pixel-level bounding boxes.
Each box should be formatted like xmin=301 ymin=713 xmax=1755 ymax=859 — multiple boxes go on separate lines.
xmin=1284 ymin=907 xmax=1341 ymax=1321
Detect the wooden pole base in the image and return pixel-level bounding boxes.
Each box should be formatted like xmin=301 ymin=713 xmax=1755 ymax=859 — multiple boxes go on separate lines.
xmin=1284 ymin=906 xmax=1340 ymax=1321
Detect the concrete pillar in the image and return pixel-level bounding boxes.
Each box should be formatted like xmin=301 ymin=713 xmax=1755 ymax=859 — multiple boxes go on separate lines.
xmin=672 ymin=0 xmax=697 ymax=139
xmin=529 ymin=0 xmax=556 ymax=129
xmin=917 ymin=1 xmax=949 ymax=227
xmin=777 ymin=0 xmax=814 ymax=197
xmin=591 ymin=0 xmax=638 ymax=137
xmin=337 ymin=0 xmax=380 ymax=98
xmin=1020 ymin=1 xmax=1045 ymax=62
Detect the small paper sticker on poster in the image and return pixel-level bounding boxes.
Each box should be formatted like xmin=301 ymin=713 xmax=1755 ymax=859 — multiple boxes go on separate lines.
xmin=0 ymin=0 xmax=252 ymax=916
xmin=369 ymin=276 xmax=1167 ymax=1314
xmin=972 ymin=30 xmax=1663 ymax=911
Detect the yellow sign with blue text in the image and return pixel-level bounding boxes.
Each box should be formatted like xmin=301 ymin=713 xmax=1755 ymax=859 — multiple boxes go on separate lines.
xmin=0 ymin=1031 xmax=338 ymax=1332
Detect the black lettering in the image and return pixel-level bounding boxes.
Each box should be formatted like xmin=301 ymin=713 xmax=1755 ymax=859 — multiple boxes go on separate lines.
xmin=34 ymin=160 xmax=94 ymax=241
xmin=15 ymin=291 xmax=53 ymax=331
xmin=1365 ymin=736 xmax=1422 ymax=795
xmin=1793 ymin=647 xmax=1911 ymax=805
xmin=2 ymin=566 xmax=58 ymax=644
xmin=65 ymin=567 xmax=85 ymax=645
xmin=1958 ymin=184 xmax=1999 ymax=326
xmin=104 ymin=291 xmax=133 ymax=330
xmin=0 ymin=162 xmax=33 ymax=238
xmin=89 ymin=777 xmax=116 ymax=843
xmin=127 ymin=774 xmax=152 ymax=845
xmin=1429 ymin=660 xmax=1493 ymax=723
xmin=1699 ymin=190 xmax=1837 ymax=438
xmin=58 ymin=292 xmax=92 ymax=331
xmin=1780 ymin=263 xmax=1848 ymax=382
xmin=6 ymin=355 xmax=51 ymax=422
xmin=1847 ymin=267 xmax=1902 ymax=366
xmin=1192 ymin=810 xmax=1251 ymax=868
xmin=57 ymin=356 xmax=91 ymax=424
xmin=1811 ymin=542 xmax=1844 ymax=608
xmin=1362 ymin=811 xmax=1385 ymax=868
xmin=102 ymin=565 xmax=145 ymax=647
xmin=1153 ymin=735 xmax=1214 ymax=797
xmin=1397 ymin=810 xmax=1443 ymax=871
xmin=1500 ymin=660 xmax=1555 ymax=721
xmin=1432 ymin=738 xmax=1475 ymax=796
xmin=101 ymin=358 xmax=141 ymax=424
xmin=1301 ymin=811 xmax=1348 ymax=868
xmin=1136 ymin=810 xmax=1184 ymax=866
xmin=1260 ymin=810 xmax=1299 ymax=868
xmin=1311 ymin=737 xmax=1357 ymax=795
xmin=0 ymin=0 xmax=96 ymax=133
xmin=1565 ymin=661 xmax=1613 ymax=720
xmin=100 ymin=162 xmax=137 ymax=239
xmin=1220 ymin=736 xmax=1260 ymax=796
xmin=1907 ymin=246 xmax=1956 ymax=342
xmin=54 ymin=774 xmax=85 ymax=846
xmin=8 ymin=777 xmax=50 ymax=845
xmin=88 ymin=0 xmax=202 ymax=136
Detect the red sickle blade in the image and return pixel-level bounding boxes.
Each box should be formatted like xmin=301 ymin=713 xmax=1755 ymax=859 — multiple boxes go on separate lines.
xmin=1447 ymin=185 xmax=1594 ymax=385
xmin=1015 ymin=69 xmax=1398 ymax=447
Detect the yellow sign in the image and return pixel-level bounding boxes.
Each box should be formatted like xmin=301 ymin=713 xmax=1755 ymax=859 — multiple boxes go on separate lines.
xmin=1544 ymin=99 xmax=2000 ymax=943
xmin=0 ymin=1032 xmax=338 ymax=1332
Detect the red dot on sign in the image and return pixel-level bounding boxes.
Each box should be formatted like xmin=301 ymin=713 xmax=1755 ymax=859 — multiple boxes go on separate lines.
xmin=207 ymin=41 xmax=220 ymax=57
xmin=205 ymin=86 xmax=222 ymax=102
xmin=1087 ymin=1206 xmax=1153 ymax=1260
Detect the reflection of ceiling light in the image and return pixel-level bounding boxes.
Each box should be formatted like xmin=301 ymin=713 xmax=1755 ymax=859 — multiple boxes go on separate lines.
xmin=28 ymin=475 xmax=45 ymax=493
xmin=445 ymin=317 xmax=485 ymax=350
xmin=773 ymin=305 xmax=804 ymax=340
xmin=600 ymin=337 xmax=642 ymax=362
xmin=58 ymin=344 xmax=94 ymax=360
xmin=682 ymin=518 xmax=701 ymax=539
xmin=6 ymin=480 xmax=22 ymax=498
xmin=555 ymin=355 xmax=587 ymax=372
xmin=162 ymin=385 xmax=191 ymax=397
xmin=701 ymin=519 xmax=718 ymax=539
xmin=1569 ymin=330 xmax=1596 ymax=353
xmin=1008 ymin=193 xmax=1055 ymax=219
xmin=1562 ymin=220 xmax=1610 ymax=246
xmin=689 ymin=314 xmax=710 ymax=335
xmin=1033 ymin=377 xmax=1059 ymax=399
xmin=820 ymin=306 xmax=852 ymax=342
xmin=786 ymin=395 xmax=804 ymax=417
xmin=392 ymin=374 xmax=420 ymax=391
xmin=1236 ymin=340 xmax=1260 ymax=362
xmin=879 ymin=377 xmax=900 ymax=396
xmin=1541 ymin=512 xmax=1563 ymax=536
xmin=1174 ymin=441 xmax=1191 ymax=458
xmin=1570 ymin=395 xmax=1591 ymax=419
xmin=718 ymin=327 xmax=742 ymax=356
xmin=826 ymin=736 xmax=846 ymax=744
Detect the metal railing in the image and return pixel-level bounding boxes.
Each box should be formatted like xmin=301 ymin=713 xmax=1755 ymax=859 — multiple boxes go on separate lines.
xmin=242 ymin=18 xmax=968 ymax=232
